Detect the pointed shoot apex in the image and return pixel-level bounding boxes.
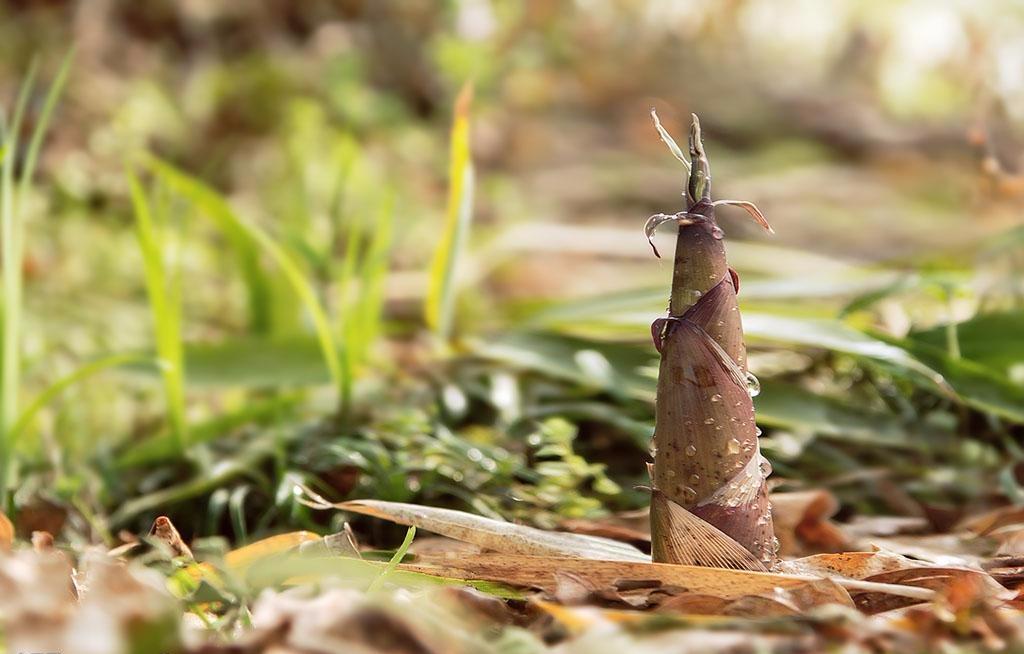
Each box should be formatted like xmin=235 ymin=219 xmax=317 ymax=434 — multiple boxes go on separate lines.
xmin=689 ymin=113 xmax=704 ymax=158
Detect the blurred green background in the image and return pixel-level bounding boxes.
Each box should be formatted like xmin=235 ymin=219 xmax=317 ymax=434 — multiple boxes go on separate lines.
xmin=1 ymin=0 xmax=1023 ymax=546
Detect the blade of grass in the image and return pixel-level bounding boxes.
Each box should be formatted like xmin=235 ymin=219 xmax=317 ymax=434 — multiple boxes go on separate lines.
xmin=367 ymin=526 xmax=416 ymax=592
xmin=1 ymin=55 xmax=70 ymax=508
xmin=9 ymin=353 xmax=150 ymax=448
xmin=144 ymin=156 xmax=350 ymax=412
xmin=425 ymin=83 xmax=475 ymax=344
xmin=0 ymin=62 xmax=38 ymax=506
xmin=349 ymin=192 xmax=394 ymax=371
xmin=128 ymin=170 xmax=188 ymax=451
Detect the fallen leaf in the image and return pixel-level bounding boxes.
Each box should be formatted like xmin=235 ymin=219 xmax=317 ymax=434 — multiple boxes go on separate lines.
xmin=401 ymin=553 xmax=911 ymax=610
xmin=149 ymin=516 xmax=193 ymax=559
xmin=0 ymin=512 xmax=12 ymax=551
xmin=297 ymin=485 xmax=649 ymax=562
xmin=771 ymin=490 xmax=848 ymax=556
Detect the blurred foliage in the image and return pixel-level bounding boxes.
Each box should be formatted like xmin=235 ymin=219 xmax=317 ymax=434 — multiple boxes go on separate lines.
xmin=0 ymin=0 xmax=1022 ymax=549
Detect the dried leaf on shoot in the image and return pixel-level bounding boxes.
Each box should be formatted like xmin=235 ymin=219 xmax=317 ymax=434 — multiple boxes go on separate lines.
xmin=649 ymin=490 xmax=767 ymax=571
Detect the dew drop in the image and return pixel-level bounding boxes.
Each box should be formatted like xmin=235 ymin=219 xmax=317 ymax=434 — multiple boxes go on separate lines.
xmin=703 ymin=417 xmax=715 ymax=425
xmin=745 ymin=370 xmax=761 ymax=397
xmin=681 ymin=486 xmax=698 ymax=502
xmin=688 ymin=473 xmax=700 ymax=485
xmin=727 ymin=438 xmax=741 ymax=454
xmin=754 ymin=426 xmax=763 ymax=437
xmin=709 ymin=393 xmax=722 ymax=403
xmin=685 ymin=444 xmax=697 ymax=457
xmin=759 ymin=455 xmax=773 ymax=477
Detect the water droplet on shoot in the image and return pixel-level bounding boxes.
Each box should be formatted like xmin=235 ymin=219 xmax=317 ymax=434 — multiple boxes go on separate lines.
xmin=710 ymin=393 xmax=722 ymax=403
xmin=685 ymin=444 xmax=697 ymax=457
xmin=703 ymin=417 xmax=715 ymax=425
xmin=745 ymin=370 xmax=761 ymax=397
xmin=688 ymin=473 xmax=700 ymax=485
xmin=681 ymin=486 xmax=698 ymax=502
xmin=727 ymin=438 xmax=741 ymax=454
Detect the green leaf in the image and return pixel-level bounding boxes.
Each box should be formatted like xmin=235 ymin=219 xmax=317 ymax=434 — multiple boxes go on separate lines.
xmin=128 ymin=171 xmax=188 ymax=451
xmin=114 ymin=392 xmax=301 ymax=468
xmin=368 ymin=526 xmax=416 ymax=592
xmin=144 ymin=157 xmax=350 ymax=410
xmin=467 ymin=331 xmax=657 ymax=402
xmin=890 ymin=336 xmax=1024 ymax=423
xmin=425 ymin=83 xmax=475 ymax=343
xmin=754 ymin=382 xmax=945 ymax=449
xmin=909 ymin=310 xmax=1024 ymax=379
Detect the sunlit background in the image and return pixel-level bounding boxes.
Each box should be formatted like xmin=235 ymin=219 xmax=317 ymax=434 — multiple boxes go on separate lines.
xmin=1 ymin=0 xmax=1022 ymax=540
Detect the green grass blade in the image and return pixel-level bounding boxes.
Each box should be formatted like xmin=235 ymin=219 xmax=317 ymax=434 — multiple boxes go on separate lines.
xmin=18 ymin=49 xmax=73 ymax=206
xmin=1 ymin=61 xmax=37 ymax=433
xmin=138 ymin=158 xmax=272 ymax=335
xmin=353 ymin=193 xmax=394 ymax=367
xmin=0 ymin=60 xmax=51 ymax=507
xmin=425 ymin=83 xmax=475 ymax=344
xmin=8 ymin=353 xmax=150 ymax=448
xmin=144 ymin=157 xmax=350 ymax=410
xmin=367 ymin=526 xmax=416 ymax=593
xmin=128 ymin=170 xmax=189 ymax=451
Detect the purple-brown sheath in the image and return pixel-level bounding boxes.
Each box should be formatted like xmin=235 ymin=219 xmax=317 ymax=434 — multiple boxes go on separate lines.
xmin=647 ymin=113 xmax=776 ymax=569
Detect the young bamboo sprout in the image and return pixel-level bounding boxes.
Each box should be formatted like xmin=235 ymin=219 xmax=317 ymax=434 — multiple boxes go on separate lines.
xmin=647 ymin=113 xmax=776 ymax=570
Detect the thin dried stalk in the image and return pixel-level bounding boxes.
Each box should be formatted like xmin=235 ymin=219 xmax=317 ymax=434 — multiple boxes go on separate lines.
xmin=648 ymin=114 xmax=775 ymax=568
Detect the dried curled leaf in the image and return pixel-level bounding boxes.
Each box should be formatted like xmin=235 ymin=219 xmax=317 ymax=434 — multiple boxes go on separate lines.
xmin=644 ymin=212 xmax=703 ymax=258
xmin=149 ymin=516 xmax=193 ymax=560
xmin=712 ymin=200 xmax=774 ymax=233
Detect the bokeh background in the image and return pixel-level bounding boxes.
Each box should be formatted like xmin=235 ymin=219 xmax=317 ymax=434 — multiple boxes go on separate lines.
xmin=1 ymin=0 xmax=1023 ymax=543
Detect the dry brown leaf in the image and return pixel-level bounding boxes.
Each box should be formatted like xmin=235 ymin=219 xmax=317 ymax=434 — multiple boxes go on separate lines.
xmin=994 ymin=527 xmax=1024 ymax=558
xmin=31 ymin=531 xmax=54 ymax=552
xmin=862 ymin=534 xmax=988 ymax=567
xmin=843 ymin=515 xmax=930 ymax=540
xmin=401 ymin=553 xmax=899 ymax=610
xmin=779 ymin=550 xmax=1011 ymax=614
xmin=297 ymin=486 xmax=649 ymax=562
xmin=959 ymin=505 xmax=1024 ymax=537
xmin=559 ymin=513 xmax=650 ymax=546
xmin=771 ymin=490 xmax=848 ymax=556
xmin=149 ymin=516 xmax=193 ymax=559
xmin=777 ymin=550 xmax=925 ymax=579
xmin=0 ymin=512 xmax=12 ymax=551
